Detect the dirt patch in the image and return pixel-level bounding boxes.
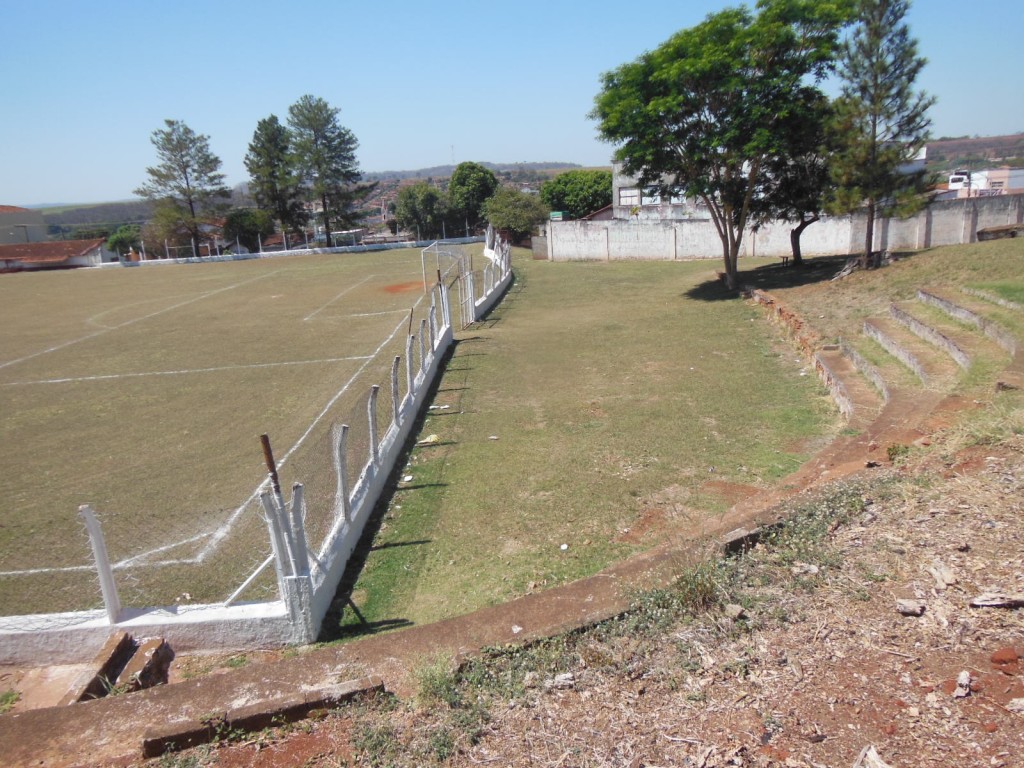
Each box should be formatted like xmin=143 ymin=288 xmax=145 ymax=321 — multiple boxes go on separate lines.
xmin=382 ymin=281 xmax=425 ymax=294
xmin=700 ymin=479 xmax=761 ymax=506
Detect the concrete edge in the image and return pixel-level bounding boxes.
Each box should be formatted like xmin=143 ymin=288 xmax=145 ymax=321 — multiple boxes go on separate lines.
xmin=140 ymin=675 xmax=384 ymax=758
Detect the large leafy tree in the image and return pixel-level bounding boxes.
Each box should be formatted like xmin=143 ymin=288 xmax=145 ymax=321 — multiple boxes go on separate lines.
xmin=448 ymin=162 xmax=498 ymax=233
xmin=482 ymin=187 xmax=549 ymax=244
xmin=134 ymin=119 xmax=230 ymax=246
xmin=223 ymin=208 xmax=275 ymax=252
xmin=287 ymin=95 xmax=372 ymax=246
xmin=106 ymin=224 xmax=141 ymax=256
xmin=591 ymin=0 xmax=851 ymax=289
xmin=394 ymin=182 xmax=450 ymax=240
xmin=244 ymin=114 xmax=307 ymax=234
xmin=540 ymin=169 xmax=612 ymax=219
xmin=829 ymin=0 xmax=934 ymax=268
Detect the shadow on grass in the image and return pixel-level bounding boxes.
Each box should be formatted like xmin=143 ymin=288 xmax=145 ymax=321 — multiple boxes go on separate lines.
xmin=370 ymin=539 xmax=431 ymax=552
xmin=686 ymin=252 xmax=924 ymax=301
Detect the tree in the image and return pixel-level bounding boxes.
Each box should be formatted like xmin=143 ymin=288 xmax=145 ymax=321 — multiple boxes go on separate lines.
xmin=134 ymin=119 xmax=230 ymax=247
xmin=287 ymin=95 xmax=372 ymax=246
xmin=540 ymin=169 xmax=612 ymax=219
xmin=447 ymin=161 xmax=498 ymax=233
xmin=482 ymin=187 xmax=548 ymax=244
xmin=591 ymin=1 xmax=851 ymax=289
xmin=829 ymin=0 xmax=934 ymax=268
xmin=394 ymin=182 xmax=450 ymax=240
xmin=754 ymin=92 xmax=837 ymax=266
xmin=106 ymin=224 xmax=141 ymax=256
xmin=244 ymin=114 xmax=307 ymax=234
xmin=223 ymin=208 xmax=275 ymax=252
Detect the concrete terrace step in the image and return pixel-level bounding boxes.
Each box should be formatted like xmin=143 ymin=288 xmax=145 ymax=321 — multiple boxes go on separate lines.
xmin=917 ymin=288 xmax=1020 ymax=357
xmin=862 ymin=314 xmax=961 ymax=390
xmin=814 ymin=347 xmax=884 ymax=428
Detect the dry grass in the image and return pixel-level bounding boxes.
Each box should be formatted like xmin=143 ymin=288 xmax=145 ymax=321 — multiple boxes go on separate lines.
xmin=330 ymin=255 xmax=840 ymax=635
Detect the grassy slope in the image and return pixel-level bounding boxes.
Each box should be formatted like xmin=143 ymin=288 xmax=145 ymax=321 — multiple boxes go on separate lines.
xmin=333 ymin=253 xmax=840 ymax=635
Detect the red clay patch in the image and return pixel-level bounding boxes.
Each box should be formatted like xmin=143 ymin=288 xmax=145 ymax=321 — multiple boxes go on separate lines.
xmin=382 ymin=281 xmax=425 ymax=294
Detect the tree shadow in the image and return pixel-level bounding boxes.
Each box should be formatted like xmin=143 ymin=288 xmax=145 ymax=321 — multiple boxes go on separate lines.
xmin=685 ymin=253 xmax=877 ymax=301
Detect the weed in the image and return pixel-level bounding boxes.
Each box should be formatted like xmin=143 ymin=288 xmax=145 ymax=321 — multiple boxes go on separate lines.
xmin=887 ymin=443 xmax=910 ymax=463
xmin=415 ymin=654 xmax=461 ymax=709
xmin=223 ymin=654 xmax=248 ymax=669
xmin=427 ymin=726 xmax=456 ymax=761
xmin=352 ymin=722 xmax=401 ymax=767
xmin=0 ymin=689 xmax=19 ymax=714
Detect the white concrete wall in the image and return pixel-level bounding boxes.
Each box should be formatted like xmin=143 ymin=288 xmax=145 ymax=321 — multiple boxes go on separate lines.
xmin=550 ymin=194 xmax=1024 ymax=261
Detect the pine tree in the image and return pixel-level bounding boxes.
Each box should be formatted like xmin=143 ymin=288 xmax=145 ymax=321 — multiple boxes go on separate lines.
xmin=829 ymin=0 xmax=934 ymax=268
xmin=244 ymin=115 xmax=307 ymax=234
xmin=287 ymin=95 xmax=372 ymax=247
xmin=134 ymin=119 xmax=230 ymax=247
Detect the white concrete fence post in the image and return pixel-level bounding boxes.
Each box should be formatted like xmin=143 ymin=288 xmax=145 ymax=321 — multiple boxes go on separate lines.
xmin=368 ymin=384 xmax=381 ymax=467
xmin=390 ymin=356 xmax=401 ymax=428
xmin=419 ymin=319 xmax=428 ymax=376
xmin=332 ymin=423 xmax=351 ymax=522
xmin=260 ymin=490 xmax=292 ymax=602
xmin=78 ymin=505 xmax=121 ymax=624
xmin=405 ymin=335 xmax=416 ymax=407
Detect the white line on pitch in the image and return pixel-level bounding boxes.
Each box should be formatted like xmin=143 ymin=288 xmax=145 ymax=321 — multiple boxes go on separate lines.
xmin=4 ymin=356 xmax=372 ymax=386
xmin=303 ymin=274 xmax=375 ymax=322
xmin=0 ymin=269 xmax=283 ymax=372
xmin=348 ymin=309 xmax=411 ymax=318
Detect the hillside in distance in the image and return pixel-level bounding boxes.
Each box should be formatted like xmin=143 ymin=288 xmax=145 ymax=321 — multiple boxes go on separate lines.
xmin=927 ymin=132 xmax=1024 ymax=170
xmin=364 ymin=161 xmax=584 ymax=181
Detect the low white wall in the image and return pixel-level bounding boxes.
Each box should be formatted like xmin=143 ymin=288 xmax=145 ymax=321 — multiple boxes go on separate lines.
xmin=549 ymin=194 xmax=1024 ymax=261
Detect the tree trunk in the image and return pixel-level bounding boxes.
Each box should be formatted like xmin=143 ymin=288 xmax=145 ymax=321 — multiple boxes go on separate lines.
xmin=861 ymin=199 xmax=875 ymax=269
xmin=790 ymin=215 xmax=818 ymax=267
xmin=320 ymin=193 xmax=332 ymax=248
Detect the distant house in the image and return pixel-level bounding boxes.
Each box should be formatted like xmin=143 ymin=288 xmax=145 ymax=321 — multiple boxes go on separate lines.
xmin=0 ymin=238 xmax=118 ymax=271
xmin=0 ymin=206 xmax=47 ymax=245
xmin=612 ymin=163 xmax=707 ymax=221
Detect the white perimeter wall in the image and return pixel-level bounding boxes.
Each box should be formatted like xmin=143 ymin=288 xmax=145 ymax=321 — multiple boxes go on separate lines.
xmin=548 ymin=194 xmax=1024 ymax=261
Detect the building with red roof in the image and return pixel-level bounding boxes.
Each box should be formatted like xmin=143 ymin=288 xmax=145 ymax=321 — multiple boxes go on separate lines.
xmin=0 ymin=238 xmax=118 ymax=271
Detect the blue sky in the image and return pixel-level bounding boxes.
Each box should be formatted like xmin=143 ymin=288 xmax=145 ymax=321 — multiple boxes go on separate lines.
xmin=2 ymin=0 xmax=1021 ymax=206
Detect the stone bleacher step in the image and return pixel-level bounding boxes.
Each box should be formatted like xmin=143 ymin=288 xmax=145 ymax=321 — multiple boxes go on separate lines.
xmin=815 ymin=347 xmax=884 ymax=427
xmin=862 ymin=315 xmax=960 ymax=388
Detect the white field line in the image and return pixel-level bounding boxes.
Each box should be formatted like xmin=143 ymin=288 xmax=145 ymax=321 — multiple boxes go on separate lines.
xmin=3 ymin=356 xmax=371 ymax=387
xmin=303 ymin=275 xmax=374 ymax=322
xmin=0 ymin=270 xmax=282 ymax=372
xmin=348 ymin=309 xmax=411 ymax=318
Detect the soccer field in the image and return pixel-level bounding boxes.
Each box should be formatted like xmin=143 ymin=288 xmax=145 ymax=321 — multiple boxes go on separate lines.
xmin=0 ymin=247 xmax=445 ymax=616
